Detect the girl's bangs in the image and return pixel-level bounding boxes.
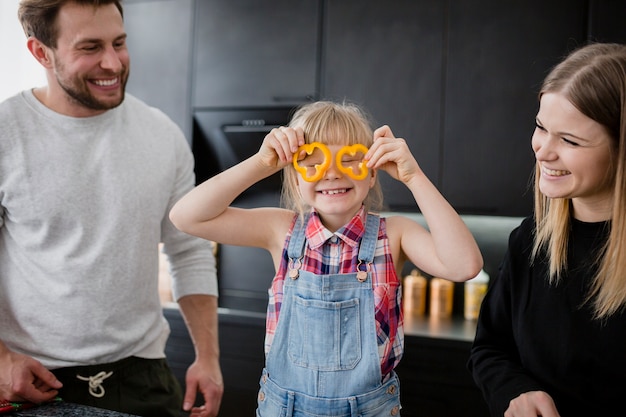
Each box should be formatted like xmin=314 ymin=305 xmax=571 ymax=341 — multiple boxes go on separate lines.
xmin=300 ymin=106 xmax=372 ymax=147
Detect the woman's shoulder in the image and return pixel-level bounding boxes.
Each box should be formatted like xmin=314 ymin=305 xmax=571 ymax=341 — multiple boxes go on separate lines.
xmin=501 ymin=215 xmax=536 ymax=270
xmin=508 ymin=215 xmax=535 ymax=245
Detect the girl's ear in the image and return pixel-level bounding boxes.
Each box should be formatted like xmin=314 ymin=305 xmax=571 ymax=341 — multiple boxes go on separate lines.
xmin=27 ymin=37 xmax=54 ymax=69
xmin=369 ymin=168 xmax=377 ymax=188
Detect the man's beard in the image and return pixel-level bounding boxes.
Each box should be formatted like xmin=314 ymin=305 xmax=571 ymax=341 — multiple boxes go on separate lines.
xmin=55 ymin=68 xmax=128 ymax=112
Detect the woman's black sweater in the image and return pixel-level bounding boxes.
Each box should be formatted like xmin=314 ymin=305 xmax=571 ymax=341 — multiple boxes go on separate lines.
xmin=468 ymin=216 xmax=625 ymax=417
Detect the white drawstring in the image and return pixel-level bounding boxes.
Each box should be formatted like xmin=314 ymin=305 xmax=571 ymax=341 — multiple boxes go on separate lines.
xmin=76 ymin=371 xmax=113 ymax=398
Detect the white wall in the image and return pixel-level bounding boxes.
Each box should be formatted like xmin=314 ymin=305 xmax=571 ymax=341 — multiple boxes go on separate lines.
xmin=0 ymin=0 xmax=47 ymax=102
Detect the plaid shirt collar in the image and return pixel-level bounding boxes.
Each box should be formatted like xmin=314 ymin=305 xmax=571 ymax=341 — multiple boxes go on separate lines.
xmin=305 ymin=206 xmax=367 ymax=250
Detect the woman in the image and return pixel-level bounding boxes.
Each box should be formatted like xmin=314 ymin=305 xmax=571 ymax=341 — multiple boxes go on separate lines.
xmin=468 ymin=42 xmax=626 ymax=417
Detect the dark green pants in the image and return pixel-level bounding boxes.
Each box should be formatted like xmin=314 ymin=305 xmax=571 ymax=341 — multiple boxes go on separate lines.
xmin=52 ymin=357 xmax=184 ymax=417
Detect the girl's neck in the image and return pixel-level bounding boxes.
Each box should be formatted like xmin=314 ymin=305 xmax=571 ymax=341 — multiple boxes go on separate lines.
xmin=315 ymin=206 xmax=363 ymax=232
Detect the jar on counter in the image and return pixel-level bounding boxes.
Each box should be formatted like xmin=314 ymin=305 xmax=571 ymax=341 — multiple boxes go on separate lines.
xmin=464 ymin=269 xmax=490 ymax=320
xmin=429 ymin=277 xmax=454 ymax=318
xmin=403 ymin=269 xmax=427 ymax=316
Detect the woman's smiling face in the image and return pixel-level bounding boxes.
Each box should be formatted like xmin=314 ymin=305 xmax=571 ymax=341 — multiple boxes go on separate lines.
xmin=532 ymin=92 xmax=615 ymax=220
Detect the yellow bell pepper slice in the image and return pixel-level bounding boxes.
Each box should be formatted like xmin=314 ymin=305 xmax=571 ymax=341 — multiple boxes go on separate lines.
xmin=293 ymin=142 xmax=332 ymax=182
xmin=336 ymin=144 xmax=369 ymax=180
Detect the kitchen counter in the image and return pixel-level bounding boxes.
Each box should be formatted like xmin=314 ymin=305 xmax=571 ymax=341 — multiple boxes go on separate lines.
xmin=403 ymin=313 xmax=478 ymax=342
xmin=215 ymin=306 xmax=478 ymax=342
xmin=7 ymin=402 xmax=138 ymax=417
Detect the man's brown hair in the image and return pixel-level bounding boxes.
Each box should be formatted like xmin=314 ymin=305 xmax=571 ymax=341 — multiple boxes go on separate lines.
xmin=18 ymin=0 xmax=123 ymax=48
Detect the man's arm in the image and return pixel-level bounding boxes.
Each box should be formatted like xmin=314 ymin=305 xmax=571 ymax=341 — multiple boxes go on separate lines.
xmin=177 ymin=294 xmax=223 ymax=417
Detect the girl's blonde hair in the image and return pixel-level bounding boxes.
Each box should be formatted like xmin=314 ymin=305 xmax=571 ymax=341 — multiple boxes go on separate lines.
xmin=532 ymin=43 xmax=626 ymax=319
xmin=281 ymin=101 xmax=384 ymax=217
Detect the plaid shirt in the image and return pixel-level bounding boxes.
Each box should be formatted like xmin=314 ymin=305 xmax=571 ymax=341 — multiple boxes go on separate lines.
xmin=266 ymin=207 xmax=404 ymax=377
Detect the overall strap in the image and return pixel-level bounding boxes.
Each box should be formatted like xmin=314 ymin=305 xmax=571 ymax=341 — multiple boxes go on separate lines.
xmin=357 ymin=213 xmax=380 ymax=264
xmin=287 ymin=214 xmax=309 ymax=261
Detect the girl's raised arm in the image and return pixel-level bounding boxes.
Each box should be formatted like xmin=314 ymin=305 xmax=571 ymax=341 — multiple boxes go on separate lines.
xmin=169 ymin=127 xmax=304 ymax=252
xmin=368 ymin=125 xmax=483 ymax=281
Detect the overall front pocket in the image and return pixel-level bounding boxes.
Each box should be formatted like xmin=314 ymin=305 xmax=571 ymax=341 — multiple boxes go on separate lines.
xmin=288 ymin=296 xmax=361 ymax=371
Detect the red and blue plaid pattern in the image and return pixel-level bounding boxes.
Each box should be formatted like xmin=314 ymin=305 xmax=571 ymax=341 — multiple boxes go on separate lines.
xmin=266 ymin=207 xmax=404 ymax=377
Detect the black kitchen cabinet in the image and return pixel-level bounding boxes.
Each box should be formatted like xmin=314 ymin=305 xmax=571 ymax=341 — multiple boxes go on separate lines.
xmin=124 ymin=0 xmax=624 ymax=216
xmin=395 ymin=335 xmax=489 ymax=417
xmin=322 ymin=0 xmax=445 ymax=211
xmin=440 ymin=0 xmax=587 ymax=216
xmin=191 ymin=0 xmax=320 ymax=108
xmin=588 ymin=0 xmax=626 ymax=43
xmin=124 ymin=0 xmax=195 ymax=141
xmin=321 ymin=0 xmax=588 ymax=216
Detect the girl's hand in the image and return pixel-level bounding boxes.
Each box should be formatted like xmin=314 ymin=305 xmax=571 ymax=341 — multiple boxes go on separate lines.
xmin=366 ymin=125 xmax=421 ymax=184
xmin=258 ymin=126 xmax=305 ymax=170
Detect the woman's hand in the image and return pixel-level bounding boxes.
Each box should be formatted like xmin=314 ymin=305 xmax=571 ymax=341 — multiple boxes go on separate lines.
xmin=258 ymin=126 xmax=305 ymax=169
xmin=505 ymin=391 xmax=561 ymax=417
xmin=366 ymin=125 xmax=421 ymax=184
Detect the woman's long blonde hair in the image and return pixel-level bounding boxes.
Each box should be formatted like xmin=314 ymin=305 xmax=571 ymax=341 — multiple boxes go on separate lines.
xmin=531 ymin=43 xmax=626 ymax=319
xmin=281 ymin=101 xmax=384 ymax=218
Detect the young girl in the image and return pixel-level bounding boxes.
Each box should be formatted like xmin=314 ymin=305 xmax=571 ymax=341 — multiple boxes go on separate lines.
xmin=170 ymin=101 xmax=482 ymax=416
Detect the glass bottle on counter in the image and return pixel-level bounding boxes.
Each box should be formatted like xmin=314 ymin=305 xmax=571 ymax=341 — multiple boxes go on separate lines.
xmin=464 ymin=269 xmax=490 ymax=320
xmin=429 ymin=277 xmax=454 ymax=318
xmin=403 ymin=269 xmax=427 ymax=316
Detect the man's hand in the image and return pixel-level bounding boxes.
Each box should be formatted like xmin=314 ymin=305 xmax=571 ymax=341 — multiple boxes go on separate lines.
xmin=183 ymin=357 xmax=223 ymax=417
xmin=177 ymin=295 xmax=223 ymax=416
xmin=0 ymin=345 xmax=62 ymax=403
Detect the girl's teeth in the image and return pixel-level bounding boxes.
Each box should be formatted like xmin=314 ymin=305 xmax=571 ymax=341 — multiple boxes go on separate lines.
xmin=322 ymin=189 xmax=347 ymax=195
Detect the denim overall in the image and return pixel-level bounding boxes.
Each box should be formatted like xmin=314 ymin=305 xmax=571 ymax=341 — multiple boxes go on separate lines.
xmin=257 ymin=213 xmax=401 ymax=417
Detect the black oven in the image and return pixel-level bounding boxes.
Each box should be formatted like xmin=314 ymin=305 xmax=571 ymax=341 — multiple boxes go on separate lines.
xmin=192 ymin=106 xmax=297 ymax=196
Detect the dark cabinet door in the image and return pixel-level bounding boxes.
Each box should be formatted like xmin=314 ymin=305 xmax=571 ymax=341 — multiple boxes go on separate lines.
xmin=588 ymin=0 xmax=626 ymax=43
xmin=395 ymin=336 xmax=490 ymax=417
xmin=322 ymin=0 xmax=446 ymax=211
xmin=124 ymin=0 xmax=195 ymax=141
xmin=192 ymin=0 xmax=320 ymax=108
xmin=441 ymin=0 xmax=587 ymax=216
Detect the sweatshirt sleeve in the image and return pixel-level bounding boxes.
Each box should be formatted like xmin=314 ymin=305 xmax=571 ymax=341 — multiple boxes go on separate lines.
xmin=467 ymin=220 xmax=544 ymax=416
xmin=160 ymin=118 xmax=218 ymax=300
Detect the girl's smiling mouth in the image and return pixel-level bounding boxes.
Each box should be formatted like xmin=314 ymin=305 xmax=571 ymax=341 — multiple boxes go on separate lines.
xmin=319 ymin=188 xmax=349 ymax=195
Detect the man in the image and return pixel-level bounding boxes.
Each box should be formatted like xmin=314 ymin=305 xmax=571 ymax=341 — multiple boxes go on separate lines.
xmin=0 ymin=1 xmax=223 ymax=416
